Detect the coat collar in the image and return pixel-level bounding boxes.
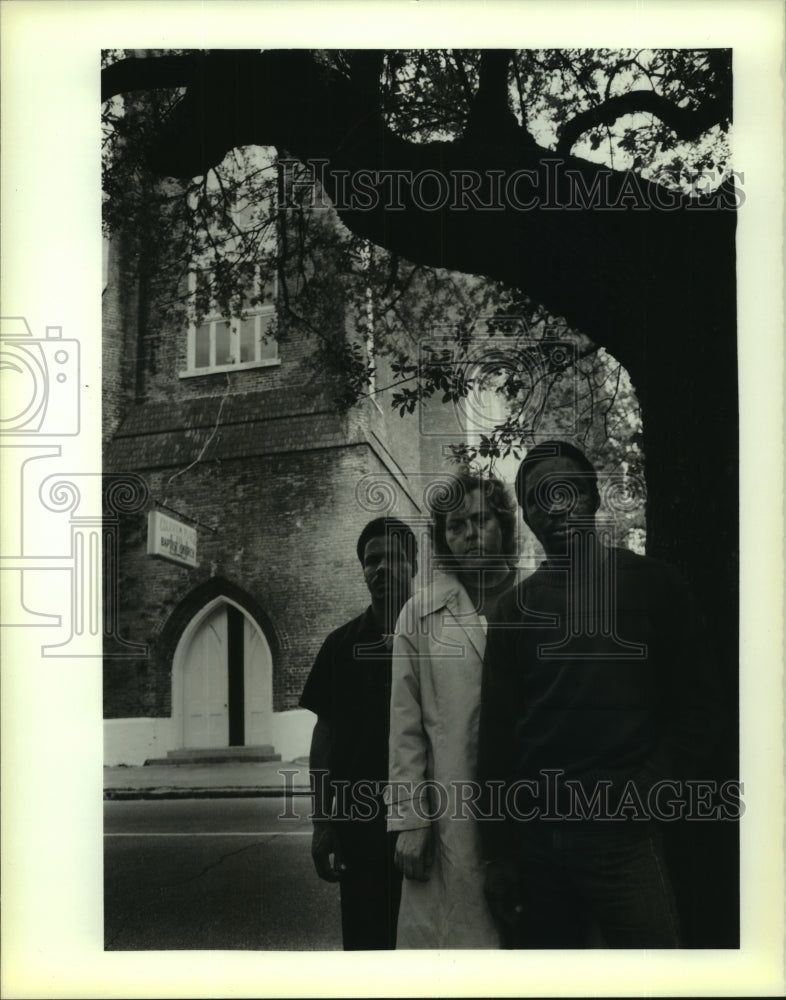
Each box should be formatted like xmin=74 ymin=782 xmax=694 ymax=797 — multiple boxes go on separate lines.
xmin=416 ymin=569 xmax=465 ymax=617
xmin=415 ymin=570 xmax=486 ymax=661
xmin=416 ymin=568 xmax=521 ymax=616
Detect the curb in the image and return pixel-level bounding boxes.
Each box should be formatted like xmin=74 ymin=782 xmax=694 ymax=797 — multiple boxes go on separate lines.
xmin=104 ymin=787 xmax=312 ymax=801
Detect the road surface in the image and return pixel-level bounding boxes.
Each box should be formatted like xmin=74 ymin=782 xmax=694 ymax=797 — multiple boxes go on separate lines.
xmin=104 ymin=797 xmax=341 ymax=950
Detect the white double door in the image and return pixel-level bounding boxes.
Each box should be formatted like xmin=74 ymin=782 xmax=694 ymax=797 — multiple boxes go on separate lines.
xmin=181 ymin=602 xmax=272 ymax=748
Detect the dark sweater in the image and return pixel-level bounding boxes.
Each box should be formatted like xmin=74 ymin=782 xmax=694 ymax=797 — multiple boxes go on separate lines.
xmin=477 ymin=547 xmax=723 ymax=855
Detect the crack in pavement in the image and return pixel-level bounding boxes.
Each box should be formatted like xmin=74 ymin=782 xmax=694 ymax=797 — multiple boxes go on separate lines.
xmin=161 ymin=838 xmax=266 ymax=888
xmin=105 ymin=838 xmax=269 ymax=948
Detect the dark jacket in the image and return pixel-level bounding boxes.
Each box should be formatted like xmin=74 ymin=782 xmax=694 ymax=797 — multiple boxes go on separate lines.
xmin=477 ymin=547 xmax=724 ymax=858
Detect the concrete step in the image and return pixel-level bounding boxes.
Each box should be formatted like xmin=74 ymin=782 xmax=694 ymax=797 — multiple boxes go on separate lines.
xmin=144 ymin=745 xmax=282 ymax=766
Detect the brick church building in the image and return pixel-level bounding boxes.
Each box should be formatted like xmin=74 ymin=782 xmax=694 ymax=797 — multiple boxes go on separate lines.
xmin=101 ymin=188 xmax=475 ymax=766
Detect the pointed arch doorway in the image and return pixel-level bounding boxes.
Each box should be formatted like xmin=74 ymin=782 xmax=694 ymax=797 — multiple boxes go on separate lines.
xmin=172 ymin=598 xmax=273 ymax=749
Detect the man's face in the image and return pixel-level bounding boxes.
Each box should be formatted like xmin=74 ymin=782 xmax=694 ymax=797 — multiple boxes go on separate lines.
xmin=444 ymin=487 xmax=504 ymax=569
xmin=362 ymin=535 xmax=415 ymax=607
xmin=521 ymin=456 xmax=597 ymax=555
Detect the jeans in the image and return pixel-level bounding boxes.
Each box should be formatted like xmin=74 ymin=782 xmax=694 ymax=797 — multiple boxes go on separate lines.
xmin=513 ymin=820 xmax=681 ymax=948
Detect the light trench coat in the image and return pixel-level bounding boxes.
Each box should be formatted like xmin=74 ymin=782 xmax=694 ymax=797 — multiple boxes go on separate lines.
xmin=386 ymin=571 xmax=501 ymax=949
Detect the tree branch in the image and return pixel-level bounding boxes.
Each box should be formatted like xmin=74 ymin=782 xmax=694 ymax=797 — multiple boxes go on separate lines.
xmin=464 ymin=49 xmax=518 ymax=140
xmin=450 ymin=50 xmax=475 ymax=106
xmin=101 ymin=53 xmax=201 ymax=102
xmin=604 ymin=52 xmax=644 ymax=102
xmin=556 ymin=89 xmax=729 ymax=156
xmin=348 ymin=50 xmax=384 ymax=105
xmin=101 ymin=50 xmax=737 ymax=380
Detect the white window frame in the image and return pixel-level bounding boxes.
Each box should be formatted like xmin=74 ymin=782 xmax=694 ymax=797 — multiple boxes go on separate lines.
xmin=180 ymin=268 xmax=280 ymax=378
xmin=359 ymin=242 xmax=382 ymax=411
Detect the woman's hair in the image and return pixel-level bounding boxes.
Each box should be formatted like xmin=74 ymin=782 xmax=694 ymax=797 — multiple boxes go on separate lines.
xmin=427 ymin=469 xmax=518 ymax=568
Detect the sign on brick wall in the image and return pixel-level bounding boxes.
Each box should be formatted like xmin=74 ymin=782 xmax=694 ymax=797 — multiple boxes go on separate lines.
xmin=147 ymin=510 xmax=198 ymax=568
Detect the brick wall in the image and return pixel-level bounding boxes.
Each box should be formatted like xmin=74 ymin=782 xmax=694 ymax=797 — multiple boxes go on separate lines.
xmin=102 ymin=235 xmax=140 ymax=443
xmin=103 ymin=198 xmax=462 ymax=730
xmin=104 ymin=440 xmax=421 ymax=719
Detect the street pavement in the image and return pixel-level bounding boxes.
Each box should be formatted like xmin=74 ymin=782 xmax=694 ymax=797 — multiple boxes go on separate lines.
xmin=104 ymin=797 xmax=341 ymax=950
xmin=103 ymin=760 xmax=347 ymax=949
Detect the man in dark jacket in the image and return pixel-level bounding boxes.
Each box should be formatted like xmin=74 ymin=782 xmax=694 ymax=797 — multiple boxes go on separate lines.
xmin=478 ymin=441 xmax=723 ymax=948
xmin=300 ymin=517 xmax=417 ymax=950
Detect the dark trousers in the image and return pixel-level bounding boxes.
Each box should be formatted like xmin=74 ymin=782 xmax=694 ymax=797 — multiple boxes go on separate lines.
xmin=513 ymin=820 xmax=681 ymax=949
xmin=337 ymin=821 xmax=402 ymax=951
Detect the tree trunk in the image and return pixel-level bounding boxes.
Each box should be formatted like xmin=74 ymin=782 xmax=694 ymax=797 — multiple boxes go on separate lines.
xmin=628 ymin=283 xmax=739 ymax=947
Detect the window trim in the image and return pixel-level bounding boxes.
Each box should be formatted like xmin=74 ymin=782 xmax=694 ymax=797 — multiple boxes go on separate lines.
xmin=179 ymin=269 xmax=280 ymax=378
xmin=360 ymin=242 xmax=382 ymax=412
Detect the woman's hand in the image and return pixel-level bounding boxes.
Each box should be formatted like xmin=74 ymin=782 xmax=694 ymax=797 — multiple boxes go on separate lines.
xmin=394 ymin=826 xmax=433 ymax=881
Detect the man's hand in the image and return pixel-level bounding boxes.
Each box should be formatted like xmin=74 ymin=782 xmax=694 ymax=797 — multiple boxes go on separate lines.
xmin=311 ymin=820 xmax=345 ymax=882
xmin=394 ymin=826 xmax=433 ymax=881
xmin=483 ymin=858 xmax=522 ymax=927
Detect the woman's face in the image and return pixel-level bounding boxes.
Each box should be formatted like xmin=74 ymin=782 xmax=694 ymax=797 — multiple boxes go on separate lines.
xmin=444 ymin=487 xmax=504 ymax=565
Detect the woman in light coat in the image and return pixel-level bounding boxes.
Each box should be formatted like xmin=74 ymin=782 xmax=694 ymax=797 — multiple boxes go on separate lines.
xmin=387 ymin=471 xmax=519 ymax=948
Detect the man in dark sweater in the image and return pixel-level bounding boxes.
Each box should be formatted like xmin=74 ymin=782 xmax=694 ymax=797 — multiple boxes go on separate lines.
xmin=300 ymin=517 xmax=417 ymax=950
xmin=478 ymin=441 xmax=723 ymax=948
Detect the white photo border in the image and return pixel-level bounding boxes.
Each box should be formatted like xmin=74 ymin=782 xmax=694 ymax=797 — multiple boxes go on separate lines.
xmin=1 ymin=1 xmax=783 ymax=997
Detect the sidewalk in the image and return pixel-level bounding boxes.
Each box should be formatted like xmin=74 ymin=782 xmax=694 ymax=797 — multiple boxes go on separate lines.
xmin=104 ymin=758 xmax=311 ymax=800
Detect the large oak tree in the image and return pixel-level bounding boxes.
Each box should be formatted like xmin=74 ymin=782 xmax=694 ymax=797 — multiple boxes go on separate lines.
xmin=102 ymin=48 xmax=739 ymax=945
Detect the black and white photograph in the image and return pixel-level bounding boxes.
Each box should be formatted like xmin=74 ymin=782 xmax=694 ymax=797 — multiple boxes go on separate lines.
xmin=2 ymin=2 xmax=784 ymax=997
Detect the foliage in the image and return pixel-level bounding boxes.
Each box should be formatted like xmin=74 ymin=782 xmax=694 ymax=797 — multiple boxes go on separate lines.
xmin=102 ymin=48 xmax=728 ymax=507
